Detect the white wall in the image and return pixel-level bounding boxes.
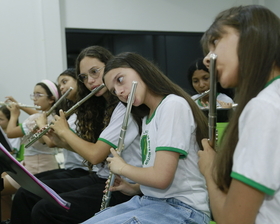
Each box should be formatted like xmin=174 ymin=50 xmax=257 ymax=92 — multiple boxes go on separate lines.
xmin=0 ymin=0 xmax=278 ymax=121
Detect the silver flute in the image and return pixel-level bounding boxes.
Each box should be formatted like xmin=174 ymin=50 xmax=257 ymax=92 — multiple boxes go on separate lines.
xmin=192 ymin=90 xmax=210 ymax=101
xmin=21 ymin=87 xmax=73 ymax=144
xmin=100 ymin=81 xmax=138 ymax=210
xmin=0 ymin=101 xmax=41 ymax=109
xmin=25 ymin=84 xmax=105 ymax=148
xmin=208 ymin=53 xmax=218 ymax=149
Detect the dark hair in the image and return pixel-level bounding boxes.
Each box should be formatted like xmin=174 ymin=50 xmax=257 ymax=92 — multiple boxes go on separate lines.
xmin=59 ymin=68 xmax=76 ymax=80
xmin=74 ymin=46 xmax=121 ymax=170
xmin=57 ymin=68 xmax=77 ymax=110
xmin=187 ymin=58 xmax=209 ymax=93
xmin=0 ymin=105 xmax=19 ymax=126
xmin=104 ymin=52 xmax=208 ymax=150
xmin=36 ymin=81 xmax=61 ymax=105
xmin=201 ymin=5 xmax=280 ymax=191
xmin=187 ymin=58 xmax=235 ymax=98
xmin=74 ymin=46 xmax=117 ymax=143
xmin=36 ymin=81 xmax=61 ymax=115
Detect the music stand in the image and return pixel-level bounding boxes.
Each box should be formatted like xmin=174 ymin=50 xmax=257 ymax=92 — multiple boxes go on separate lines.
xmin=0 ymin=128 xmax=70 ymax=221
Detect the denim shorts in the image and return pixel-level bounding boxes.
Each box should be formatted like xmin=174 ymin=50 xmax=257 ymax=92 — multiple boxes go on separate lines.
xmin=82 ymin=195 xmax=210 ymax=224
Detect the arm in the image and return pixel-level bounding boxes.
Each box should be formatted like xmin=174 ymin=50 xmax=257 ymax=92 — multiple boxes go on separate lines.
xmin=198 ymin=139 xmax=265 ymax=224
xmin=108 ymin=148 xmax=179 ymax=189
xmin=5 ymin=96 xmax=38 ymax=115
xmin=35 ymin=113 xmax=56 ymax=148
xmin=6 ymin=103 xmax=24 ymax=138
xmin=50 ymin=110 xmax=111 ymax=164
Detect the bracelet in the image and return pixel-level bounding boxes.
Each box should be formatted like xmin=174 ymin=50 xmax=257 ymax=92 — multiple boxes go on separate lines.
xmin=119 ymin=164 xmax=127 ymax=176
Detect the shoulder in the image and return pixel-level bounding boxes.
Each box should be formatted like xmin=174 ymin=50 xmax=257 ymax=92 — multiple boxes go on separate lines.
xmin=158 ymin=94 xmax=192 ymax=116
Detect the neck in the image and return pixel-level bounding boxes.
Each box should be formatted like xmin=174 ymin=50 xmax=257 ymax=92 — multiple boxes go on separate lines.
xmin=269 ymin=66 xmax=280 ymax=81
xmin=145 ymin=92 xmax=165 ymax=117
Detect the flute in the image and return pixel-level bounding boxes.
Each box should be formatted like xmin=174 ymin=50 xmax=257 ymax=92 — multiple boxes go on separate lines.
xmin=208 ymin=53 xmax=218 ymax=149
xmin=100 ymin=81 xmax=138 ymax=210
xmin=0 ymin=101 xmax=41 ymax=109
xmin=192 ymin=90 xmax=210 ymax=101
xmin=21 ymin=87 xmax=73 ymax=145
xmin=25 ymin=84 xmax=105 ymax=148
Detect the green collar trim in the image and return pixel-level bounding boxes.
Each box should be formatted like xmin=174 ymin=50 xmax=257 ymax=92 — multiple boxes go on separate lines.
xmin=146 ymin=96 xmax=166 ymax=124
xmin=264 ymin=75 xmax=280 ymax=88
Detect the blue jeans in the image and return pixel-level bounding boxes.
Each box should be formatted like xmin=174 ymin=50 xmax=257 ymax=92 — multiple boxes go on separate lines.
xmin=82 ymin=195 xmax=210 ymax=224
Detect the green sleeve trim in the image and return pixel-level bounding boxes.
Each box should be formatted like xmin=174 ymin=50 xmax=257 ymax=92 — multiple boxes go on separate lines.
xmin=19 ymin=123 xmax=26 ymax=135
xmin=98 ymin=138 xmax=117 ymax=149
xmin=231 ymin=171 xmax=274 ymax=195
xmin=69 ymin=128 xmax=76 ymax=134
xmin=156 ymin=146 xmax=188 ymax=159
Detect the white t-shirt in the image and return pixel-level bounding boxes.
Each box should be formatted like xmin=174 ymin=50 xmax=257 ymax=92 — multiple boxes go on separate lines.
xmin=3 ymin=132 xmax=21 ymax=158
xmin=96 ymin=102 xmax=141 ymax=181
xmin=192 ymin=92 xmax=234 ymax=109
xmin=63 ymin=113 xmax=89 ymax=171
xmin=231 ymin=77 xmax=280 ymax=223
xmin=20 ymin=113 xmax=58 ymax=156
xmin=140 ymin=94 xmax=210 ymax=216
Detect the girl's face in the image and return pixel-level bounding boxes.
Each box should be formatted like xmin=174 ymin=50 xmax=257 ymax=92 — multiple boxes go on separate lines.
xmin=203 ymin=26 xmax=239 ymax=88
xmin=192 ymin=69 xmax=210 ymax=94
xmin=32 ymin=85 xmax=54 ymax=111
xmin=0 ymin=111 xmax=9 ymax=130
xmin=57 ymin=75 xmax=77 ymax=102
xmin=104 ymin=67 xmax=146 ymax=106
xmin=79 ymin=56 xmax=107 ymax=97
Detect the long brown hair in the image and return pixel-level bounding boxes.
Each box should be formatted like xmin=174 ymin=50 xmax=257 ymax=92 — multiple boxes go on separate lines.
xmin=201 ymin=5 xmax=280 ymax=191
xmin=103 ymin=52 xmax=208 ymax=150
xmin=75 ymin=46 xmax=118 ymax=143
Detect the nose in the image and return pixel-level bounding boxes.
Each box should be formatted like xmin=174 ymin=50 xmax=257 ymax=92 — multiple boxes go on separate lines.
xmin=87 ymin=75 xmax=96 ymax=84
xmin=115 ymin=87 xmax=124 ymax=97
xmin=59 ymin=85 xmax=64 ymax=92
xmin=203 ymin=52 xmax=212 ymax=70
xmin=198 ymin=80 xmax=205 ymax=88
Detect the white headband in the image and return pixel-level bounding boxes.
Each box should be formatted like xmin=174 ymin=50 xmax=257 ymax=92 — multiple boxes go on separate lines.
xmin=41 ymin=79 xmax=59 ymax=101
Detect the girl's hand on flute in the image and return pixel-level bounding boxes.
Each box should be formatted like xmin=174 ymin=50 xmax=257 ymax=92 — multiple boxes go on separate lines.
xmin=107 ymin=148 xmax=127 ymax=175
xmin=104 ymin=175 xmax=140 ymax=196
xmin=6 ymin=102 xmax=20 ymax=118
xmin=5 ymin=96 xmax=18 ymax=104
xmin=198 ymin=138 xmax=216 ymax=178
xmin=217 ymin=100 xmax=233 ymax=108
xmin=51 ymin=109 xmax=70 ymax=137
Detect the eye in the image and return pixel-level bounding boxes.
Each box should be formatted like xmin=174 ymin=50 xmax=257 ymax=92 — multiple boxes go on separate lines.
xmin=89 ymin=69 xmax=98 ymax=75
xmin=80 ymin=74 xmax=88 ymax=80
xmin=117 ymin=76 xmax=123 ymax=83
xmin=192 ymin=79 xmax=198 ymax=84
xmin=204 ymin=76 xmax=210 ymax=81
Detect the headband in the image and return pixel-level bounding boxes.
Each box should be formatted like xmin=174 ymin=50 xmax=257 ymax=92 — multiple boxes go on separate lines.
xmin=41 ymin=79 xmax=59 ymax=101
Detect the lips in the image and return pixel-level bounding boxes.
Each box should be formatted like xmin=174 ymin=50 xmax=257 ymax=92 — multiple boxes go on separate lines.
xmin=91 ymin=85 xmax=99 ymax=90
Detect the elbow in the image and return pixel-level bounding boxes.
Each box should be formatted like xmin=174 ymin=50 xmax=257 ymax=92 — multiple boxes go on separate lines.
xmin=85 ymin=154 xmax=107 ymax=165
xmin=6 ymin=131 xmax=15 ymax=138
xmin=6 ymin=132 xmax=12 ymax=138
xmin=153 ymin=179 xmax=171 ymax=190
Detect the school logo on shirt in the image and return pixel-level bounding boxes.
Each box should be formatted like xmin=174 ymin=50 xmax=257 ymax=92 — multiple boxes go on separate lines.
xmin=141 ymin=131 xmax=151 ymax=165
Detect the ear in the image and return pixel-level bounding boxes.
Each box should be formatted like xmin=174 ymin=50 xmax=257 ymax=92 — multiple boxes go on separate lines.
xmin=48 ymin=96 xmax=55 ymax=105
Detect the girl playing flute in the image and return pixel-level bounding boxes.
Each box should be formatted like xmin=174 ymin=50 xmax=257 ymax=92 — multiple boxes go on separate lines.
xmin=198 ymin=5 xmax=280 ymax=224
xmin=83 ymin=52 xmax=210 ymax=224
xmin=10 ymin=46 xmax=143 ymax=224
